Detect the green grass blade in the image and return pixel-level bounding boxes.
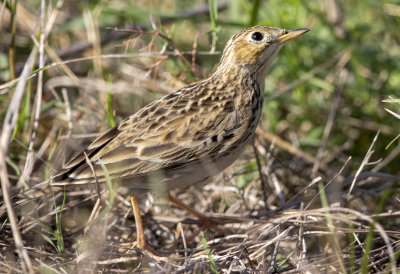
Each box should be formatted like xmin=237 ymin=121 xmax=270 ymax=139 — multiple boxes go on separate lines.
xmin=200 ymin=231 xmax=218 ymax=274
xmin=248 ymin=0 xmax=261 ymax=26
xmin=106 ymin=76 xmax=116 ymax=127
xmin=319 ymin=182 xmax=346 ymax=273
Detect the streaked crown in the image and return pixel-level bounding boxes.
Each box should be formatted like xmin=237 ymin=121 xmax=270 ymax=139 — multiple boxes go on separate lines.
xmin=214 ymin=26 xmax=309 ymax=81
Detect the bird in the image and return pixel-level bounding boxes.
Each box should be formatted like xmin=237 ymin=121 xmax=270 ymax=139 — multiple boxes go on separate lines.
xmin=31 ymin=25 xmax=309 ymax=257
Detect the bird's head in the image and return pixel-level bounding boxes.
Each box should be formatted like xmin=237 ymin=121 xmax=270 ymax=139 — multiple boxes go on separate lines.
xmin=214 ymin=26 xmax=309 ymax=81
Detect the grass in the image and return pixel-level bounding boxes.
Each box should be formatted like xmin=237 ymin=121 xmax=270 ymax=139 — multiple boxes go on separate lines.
xmin=200 ymin=231 xmax=219 ymax=274
xmin=30 ymin=188 xmax=66 ymax=258
xmin=0 ymin=0 xmax=399 ymax=272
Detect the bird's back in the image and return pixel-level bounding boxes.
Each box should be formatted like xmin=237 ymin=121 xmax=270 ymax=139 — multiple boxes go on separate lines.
xmin=51 ymin=75 xmax=261 ymax=192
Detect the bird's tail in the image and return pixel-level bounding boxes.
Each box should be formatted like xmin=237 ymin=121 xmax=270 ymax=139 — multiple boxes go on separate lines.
xmin=0 ymin=179 xmax=63 ymax=219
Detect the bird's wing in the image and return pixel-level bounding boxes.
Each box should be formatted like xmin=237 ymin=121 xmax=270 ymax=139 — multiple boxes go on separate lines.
xmin=52 ymin=83 xmax=245 ymax=187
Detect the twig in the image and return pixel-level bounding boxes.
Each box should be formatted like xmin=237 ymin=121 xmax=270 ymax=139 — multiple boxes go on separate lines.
xmin=15 ymin=1 xmax=229 ymax=73
xmin=270 ymin=173 xmax=285 ymax=206
xmin=267 ymin=228 xmax=280 ymax=273
xmin=332 ymin=208 xmax=396 ymax=274
xmin=297 ymin=211 xmax=307 ymax=270
xmin=61 ymin=87 xmax=73 ymax=137
xmin=0 ymin=47 xmax=37 ymax=274
xmin=255 ymin=128 xmax=316 ymax=165
xmin=266 ymin=51 xmax=344 ymax=102
xmin=1 ymin=51 xmax=221 ymax=92
xmin=372 ymin=141 xmax=400 ymax=171
xmin=0 ymin=0 xmax=7 ymax=30
xmin=83 ymin=198 xmax=101 ymax=240
xmin=252 ymin=142 xmax=268 ymax=209
xmin=347 ymin=131 xmax=380 ymax=197
xmin=192 ymin=32 xmax=199 ymax=72
xmin=18 ymin=0 xmax=48 ymax=187
xmin=305 ymin=156 xmax=351 ymax=210
xmin=255 ymin=139 xmax=286 ymax=206
xmin=352 ymin=233 xmax=379 ymax=272
xmin=83 ymin=151 xmax=101 ymax=200
xmin=311 ymin=68 xmax=348 ymax=177
xmin=178 ymin=222 xmax=188 ymax=265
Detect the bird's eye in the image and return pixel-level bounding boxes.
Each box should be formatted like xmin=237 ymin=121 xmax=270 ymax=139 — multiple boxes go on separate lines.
xmin=251 ymin=32 xmax=263 ymax=41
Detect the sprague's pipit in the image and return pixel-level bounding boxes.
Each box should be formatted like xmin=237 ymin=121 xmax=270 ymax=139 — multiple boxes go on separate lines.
xmin=48 ymin=25 xmax=309 ymax=255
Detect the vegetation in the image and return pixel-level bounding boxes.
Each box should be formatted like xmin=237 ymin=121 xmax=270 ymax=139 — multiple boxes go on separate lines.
xmin=0 ymin=0 xmax=399 ymax=272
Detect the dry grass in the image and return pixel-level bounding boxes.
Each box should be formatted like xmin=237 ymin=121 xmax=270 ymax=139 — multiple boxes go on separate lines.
xmin=0 ymin=1 xmax=399 ymax=273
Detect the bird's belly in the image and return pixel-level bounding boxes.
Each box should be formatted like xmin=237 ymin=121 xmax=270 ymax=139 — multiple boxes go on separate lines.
xmin=165 ymin=140 xmax=248 ymax=190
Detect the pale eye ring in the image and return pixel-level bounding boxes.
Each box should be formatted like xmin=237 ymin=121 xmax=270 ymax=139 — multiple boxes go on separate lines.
xmin=251 ymin=32 xmax=263 ymax=41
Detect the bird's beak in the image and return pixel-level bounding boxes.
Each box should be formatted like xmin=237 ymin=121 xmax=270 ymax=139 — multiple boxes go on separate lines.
xmin=276 ymin=28 xmax=310 ymax=43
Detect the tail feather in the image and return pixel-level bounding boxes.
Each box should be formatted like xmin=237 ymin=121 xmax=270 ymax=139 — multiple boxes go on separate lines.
xmin=0 ymin=179 xmax=63 ymax=218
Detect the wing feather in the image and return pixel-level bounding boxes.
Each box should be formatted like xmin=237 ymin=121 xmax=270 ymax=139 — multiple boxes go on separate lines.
xmin=52 ymin=81 xmax=245 ymax=189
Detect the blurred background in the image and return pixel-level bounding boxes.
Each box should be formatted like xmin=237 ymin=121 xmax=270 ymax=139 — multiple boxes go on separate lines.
xmin=0 ymin=0 xmax=399 ymax=272
xmin=2 ymin=0 xmax=399 ymax=174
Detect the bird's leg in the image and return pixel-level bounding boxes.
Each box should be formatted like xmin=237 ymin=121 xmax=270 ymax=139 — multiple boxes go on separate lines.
xmin=130 ymin=193 xmax=169 ymax=261
xmin=130 ymin=193 xmax=146 ymax=249
xmin=167 ymin=193 xmax=232 ymax=229
xmin=167 ymin=193 xmax=249 ymax=246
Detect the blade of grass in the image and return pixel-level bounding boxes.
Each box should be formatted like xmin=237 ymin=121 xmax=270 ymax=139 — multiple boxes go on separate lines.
xmin=362 ymin=189 xmax=391 ymax=274
xmin=7 ymin=0 xmax=17 ymax=80
xmin=318 ymin=181 xmax=346 ymax=273
xmin=98 ymin=159 xmax=117 ymax=218
xmin=208 ymin=0 xmax=218 ymax=30
xmin=5 ymin=157 xmax=20 ymax=177
xmin=105 ymin=76 xmax=116 ymax=127
xmin=200 ymin=231 xmax=218 ymax=274
xmin=12 ymin=82 xmax=31 ymax=141
xmin=0 ymin=46 xmax=37 ymax=274
xmin=53 ymin=186 xmax=66 ymax=255
xmin=208 ymin=0 xmax=219 ymax=52
xmin=348 ymin=225 xmax=356 ymax=274
xmin=18 ymin=0 xmax=49 ymax=187
xmin=248 ymin=0 xmax=261 ymax=26
xmin=44 ymin=131 xmax=60 ymax=180
xmin=275 ymin=250 xmax=294 ymax=271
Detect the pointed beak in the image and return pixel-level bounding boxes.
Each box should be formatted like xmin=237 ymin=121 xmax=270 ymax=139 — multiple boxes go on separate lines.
xmin=276 ymin=28 xmax=310 ymax=43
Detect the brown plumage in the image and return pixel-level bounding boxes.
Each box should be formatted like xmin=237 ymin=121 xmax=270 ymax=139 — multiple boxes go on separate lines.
xmin=26 ymin=25 xmax=309 ymax=257
xmin=52 ymin=26 xmax=309 ymax=195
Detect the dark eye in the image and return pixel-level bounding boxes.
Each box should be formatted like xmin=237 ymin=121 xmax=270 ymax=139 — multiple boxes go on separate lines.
xmin=251 ymin=32 xmax=263 ymax=41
